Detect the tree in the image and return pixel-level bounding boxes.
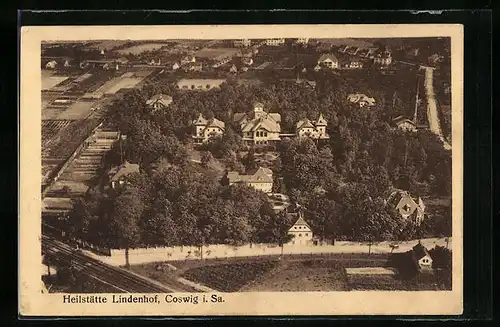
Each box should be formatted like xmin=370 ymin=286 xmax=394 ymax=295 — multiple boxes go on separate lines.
xmin=201 ymin=151 xmax=214 ymax=169
xmin=108 ymin=188 xmax=145 ymax=268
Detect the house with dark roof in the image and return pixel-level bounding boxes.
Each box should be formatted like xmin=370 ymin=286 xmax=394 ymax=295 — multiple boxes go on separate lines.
xmin=233 ymin=102 xmax=282 ymax=145
xmin=411 ymin=242 xmax=434 ymax=272
xmin=146 ymin=94 xmax=173 ymax=111
xmin=296 ymin=113 xmax=329 ymax=140
xmin=226 ymin=167 xmax=274 ymax=193
xmin=107 ymin=161 xmax=140 ymax=190
xmin=317 ymin=53 xmax=339 ymax=69
xmin=192 ymin=113 xmax=225 ymax=144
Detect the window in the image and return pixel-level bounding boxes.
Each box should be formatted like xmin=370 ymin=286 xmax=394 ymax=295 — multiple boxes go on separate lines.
xmin=298 ymin=234 xmax=302 ymax=237
xmin=305 ymin=233 xmax=308 ymax=236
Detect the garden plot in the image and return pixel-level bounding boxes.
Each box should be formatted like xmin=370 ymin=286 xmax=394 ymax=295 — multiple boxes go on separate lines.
xmin=92 ymin=73 xmax=145 ymax=96
xmin=42 ymin=120 xmax=73 ymax=150
xmin=42 ymin=70 xmax=70 ymax=91
xmin=55 ymin=101 xmax=96 ymax=120
xmin=194 ymin=47 xmax=239 ymax=59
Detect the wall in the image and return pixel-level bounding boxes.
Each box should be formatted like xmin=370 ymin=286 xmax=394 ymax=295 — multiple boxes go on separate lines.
xmin=91 ymin=237 xmax=451 ymax=267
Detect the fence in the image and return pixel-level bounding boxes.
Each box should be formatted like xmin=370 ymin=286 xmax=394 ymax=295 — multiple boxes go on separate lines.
xmin=94 ymin=238 xmax=450 ymax=267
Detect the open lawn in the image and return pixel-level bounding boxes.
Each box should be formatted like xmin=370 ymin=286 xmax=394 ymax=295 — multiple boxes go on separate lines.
xmin=128 ymin=262 xmax=198 ymax=292
xmin=194 ymin=47 xmax=239 ymax=59
xmin=42 ymin=70 xmax=70 ymax=90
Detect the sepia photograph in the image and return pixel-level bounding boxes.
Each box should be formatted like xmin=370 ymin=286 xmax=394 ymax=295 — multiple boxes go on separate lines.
xmin=20 ymin=24 xmax=463 ymax=316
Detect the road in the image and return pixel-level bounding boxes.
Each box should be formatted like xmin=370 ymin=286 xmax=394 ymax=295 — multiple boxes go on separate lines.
xmin=42 ymin=235 xmax=181 ymax=293
xmin=422 ymin=66 xmax=452 ymax=150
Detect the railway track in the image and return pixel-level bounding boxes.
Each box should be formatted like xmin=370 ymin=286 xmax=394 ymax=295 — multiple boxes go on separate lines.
xmin=42 ymin=235 xmax=177 ymax=293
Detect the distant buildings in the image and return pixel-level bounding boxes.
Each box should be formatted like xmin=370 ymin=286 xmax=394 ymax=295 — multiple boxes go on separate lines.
xmin=146 ymin=94 xmax=173 ymax=111
xmin=192 ymin=113 xmax=225 ymax=144
xmin=392 ymin=116 xmax=417 ymax=132
xmin=234 ymin=39 xmax=252 ymax=47
xmin=295 ymin=114 xmax=329 ymax=140
xmin=317 ymin=53 xmax=339 ymax=69
xmin=226 ymin=167 xmax=274 ymax=193
xmin=233 ymin=102 xmax=282 ymax=145
xmin=242 ymin=57 xmax=254 ymax=66
xmin=296 ymin=38 xmax=309 ymax=45
xmin=347 ymin=94 xmax=376 ymax=107
xmin=373 ymin=50 xmax=392 ymax=66
xmin=387 ymin=190 xmax=426 ymax=225
xmin=229 ymin=64 xmax=238 ymax=73
xmin=183 ymin=62 xmax=203 ymax=72
xmin=172 ymin=62 xmax=180 ymax=71
xmin=266 ymin=38 xmax=285 ymax=46
xmin=180 ymin=55 xmax=196 ymax=65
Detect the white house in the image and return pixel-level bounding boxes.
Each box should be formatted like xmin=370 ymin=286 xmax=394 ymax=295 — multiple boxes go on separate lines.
xmin=373 ymin=50 xmax=392 ymax=66
xmin=226 ymin=167 xmax=274 ymax=193
xmin=287 ymin=210 xmax=313 ymax=245
xmin=172 ymin=62 xmax=180 ymax=71
xmin=233 ymin=102 xmax=282 ymax=145
xmin=181 ymin=55 xmax=196 ymax=65
xmin=192 ymin=113 xmax=225 ymax=144
xmin=295 ymin=113 xmax=329 ymax=139
xmin=296 ymin=38 xmax=309 ymax=45
xmin=229 ymin=64 xmax=238 ymax=73
xmin=46 ymin=60 xmax=57 ymax=69
xmin=317 ymin=53 xmax=339 ymax=69
xmin=347 ymin=93 xmax=376 ymax=107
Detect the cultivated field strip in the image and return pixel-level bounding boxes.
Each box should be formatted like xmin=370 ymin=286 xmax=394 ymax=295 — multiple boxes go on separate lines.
xmin=42 ymin=236 xmax=174 ymax=293
xmin=42 ymin=120 xmax=73 ymax=150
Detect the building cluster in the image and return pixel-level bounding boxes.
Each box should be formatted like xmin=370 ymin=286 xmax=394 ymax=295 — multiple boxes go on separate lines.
xmin=191 ymin=102 xmax=329 ymax=145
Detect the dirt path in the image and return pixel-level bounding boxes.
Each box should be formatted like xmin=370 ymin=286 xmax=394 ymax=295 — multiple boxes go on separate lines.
xmin=422 ymin=66 xmax=452 ymax=150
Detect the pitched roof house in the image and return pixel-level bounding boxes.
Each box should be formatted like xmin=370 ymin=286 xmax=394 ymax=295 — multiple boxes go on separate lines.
xmin=286 ymin=207 xmax=313 ymax=245
xmin=295 ymin=113 xmax=329 ymax=139
xmin=317 ymin=53 xmax=339 ymax=69
xmin=411 ymin=242 xmax=433 ymax=272
xmin=146 ymin=94 xmax=173 ymax=111
xmin=107 ymin=161 xmax=140 ymax=190
xmin=392 ymin=115 xmax=417 ymax=132
xmin=46 ymin=60 xmax=58 ymax=69
xmin=233 ymin=102 xmax=282 ymax=145
xmin=347 ymin=93 xmax=376 ymax=107
xmin=387 ymin=189 xmax=426 ymax=225
xmin=226 ymin=167 xmax=273 ymax=193
xmin=192 ymin=113 xmax=225 ymax=144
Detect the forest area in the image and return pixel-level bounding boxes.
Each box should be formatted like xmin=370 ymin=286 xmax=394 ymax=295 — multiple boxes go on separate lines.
xmin=66 ymin=70 xmax=452 ymax=251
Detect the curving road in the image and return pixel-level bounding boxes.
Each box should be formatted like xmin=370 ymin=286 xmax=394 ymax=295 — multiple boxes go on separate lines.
xmin=422 ymin=66 xmax=452 ymax=150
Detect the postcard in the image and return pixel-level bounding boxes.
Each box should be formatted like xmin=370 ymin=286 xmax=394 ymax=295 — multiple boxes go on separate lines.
xmin=20 ymin=24 xmax=463 ymax=316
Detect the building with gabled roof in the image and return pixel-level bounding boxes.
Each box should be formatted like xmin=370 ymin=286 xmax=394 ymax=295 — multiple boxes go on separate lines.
xmin=226 ymin=166 xmax=273 ymax=193
xmin=233 ymin=102 xmax=282 ymax=145
xmin=387 ymin=189 xmax=426 ymax=226
xmin=347 ymin=93 xmax=376 ymax=107
xmin=317 ymin=53 xmax=339 ymax=69
xmin=192 ymin=113 xmax=225 ymax=144
xmin=146 ymin=94 xmax=173 ymax=111
xmin=392 ymin=115 xmax=417 ymax=132
xmin=107 ymin=161 xmax=140 ymax=190
xmin=411 ymin=242 xmax=433 ymax=272
xmin=287 ymin=207 xmax=313 ymax=245
xmin=296 ymin=113 xmax=329 ymax=140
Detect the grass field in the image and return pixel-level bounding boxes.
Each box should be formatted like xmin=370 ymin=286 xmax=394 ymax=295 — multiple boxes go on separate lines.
xmin=194 ymin=47 xmax=239 ymax=59
xmin=116 ymin=43 xmax=172 ymax=55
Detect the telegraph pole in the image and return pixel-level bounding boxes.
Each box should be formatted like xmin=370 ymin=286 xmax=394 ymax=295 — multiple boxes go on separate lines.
xmin=413 ymin=74 xmax=420 ymax=125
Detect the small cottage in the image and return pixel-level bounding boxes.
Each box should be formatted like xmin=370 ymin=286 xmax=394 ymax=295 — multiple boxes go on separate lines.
xmin=287 ymin=208 xmax=313 ymax=245
xmin=411 ymin=242 xmax=433 ymax=272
